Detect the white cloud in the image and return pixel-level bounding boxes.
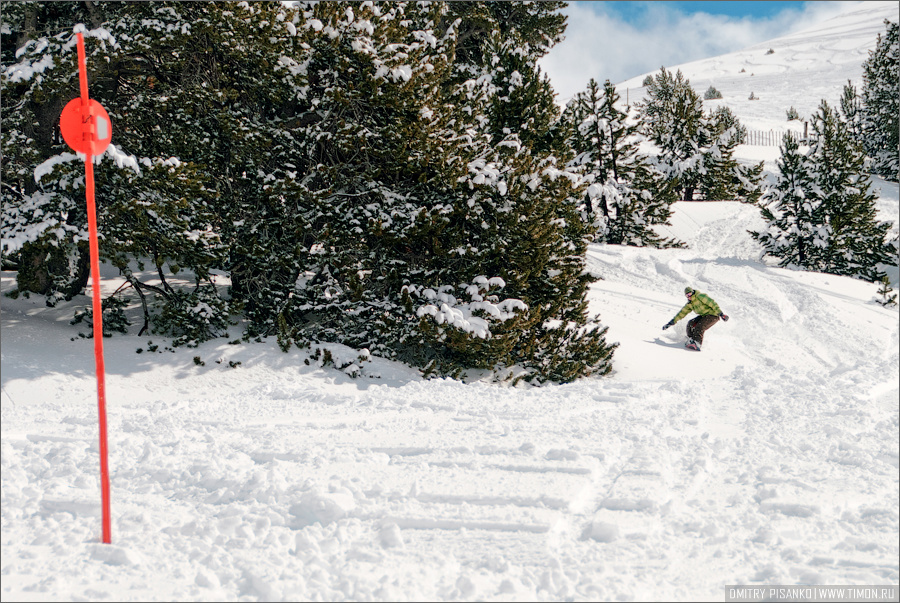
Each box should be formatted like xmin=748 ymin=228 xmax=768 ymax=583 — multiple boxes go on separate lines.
xmin=538 ymin=0 xmax=868 ymax=106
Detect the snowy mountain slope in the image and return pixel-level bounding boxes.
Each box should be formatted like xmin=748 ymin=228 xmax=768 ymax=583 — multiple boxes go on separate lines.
xmin=2 ymin=3 xmax=899 ymax=602
xmin=617 ymin=1 xmax=899 ymax=135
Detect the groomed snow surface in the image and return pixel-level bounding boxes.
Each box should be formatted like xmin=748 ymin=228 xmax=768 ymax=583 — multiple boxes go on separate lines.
xmin=3 ymin=195 xmax=898 ymax=601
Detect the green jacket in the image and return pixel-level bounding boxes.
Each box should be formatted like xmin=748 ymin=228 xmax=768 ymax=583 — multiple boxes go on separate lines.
xmin=671 ymin=291 xmax=722 ymax=324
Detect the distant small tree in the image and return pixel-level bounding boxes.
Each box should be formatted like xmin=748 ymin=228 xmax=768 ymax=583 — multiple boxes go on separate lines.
xmin=786 ymin=106 xmax=801 ymax=121
xmin=839 ymin=80 xmax=864 ymax=143
xmin=703 ymin=85 xmax=722 ymax=100
xmin=876 ymin=275 xmax=898 ymax=307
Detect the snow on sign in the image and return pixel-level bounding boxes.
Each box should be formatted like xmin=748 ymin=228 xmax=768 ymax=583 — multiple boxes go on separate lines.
xmin=59 ymin=30 xmax=113 ymax=545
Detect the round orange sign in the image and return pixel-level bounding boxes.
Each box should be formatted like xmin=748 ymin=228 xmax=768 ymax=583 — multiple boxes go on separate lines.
xmin=59 ymin=98 xmax=112 ymax=155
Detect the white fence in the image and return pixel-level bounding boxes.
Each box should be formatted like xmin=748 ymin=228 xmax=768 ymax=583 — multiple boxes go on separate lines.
xmin=745 ymin=123 xmax=810 ymax=147
xmin=745 ymin=130 xmax=781 ymax=146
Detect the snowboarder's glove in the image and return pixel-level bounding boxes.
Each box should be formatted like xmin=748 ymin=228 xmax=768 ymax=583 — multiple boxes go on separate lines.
xmin=662 ymin=321 xmax=674 ymax=330
xmin=720 ymin=313 xmax=729 ymax=322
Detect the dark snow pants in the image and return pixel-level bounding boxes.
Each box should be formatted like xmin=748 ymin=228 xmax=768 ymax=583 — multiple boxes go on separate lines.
xmin=687 ymin=314 xmax=719 ymax=345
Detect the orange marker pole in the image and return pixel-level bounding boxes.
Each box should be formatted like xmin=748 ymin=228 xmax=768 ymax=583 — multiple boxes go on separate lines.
xmin=76 ymin=32 xmax=111 ymax=545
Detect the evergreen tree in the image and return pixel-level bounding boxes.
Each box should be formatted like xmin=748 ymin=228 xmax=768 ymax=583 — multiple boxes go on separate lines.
xmin=639 ymin=68 xmax=704 ymax=200
xmin=449 ymin=4 xmax=616 ymax=381
xmin=1 ymin=2 xmax=304 ymax=338
xmin=839 ymin=80 xmax=864 ymax=143
xmin=2 ymin=1 xmax=104 ymax=301
xmin=1 ymin=1 xmax=617 ymax=382
xmin=259 ymin=1 xmax=499 ymax=366
xmin=876 ymin=275 xmax=898 ymax=307
xmin=562 ymin=78 xmax=680 ymax=247
xmin=183 ymin=1 xmax=612 ymax=382
xmin=256 ymin=1 xmax=616 ymax=382
xmin=638 ymin=67 xmax=763 ymax=202
xmin=445 ymin=1 xmax=566 ymax=83
xmin=807 ymin=101 xmax=894 ymax=281
xmin=698 ymin=105 xmax=763 ymax=204
xmin=754 ymin=102 xmax=894 ymax=282
xmin=299 ymin=2 xmax=615 ymax=381
xmin=703 ymin=85 xmax=722 ymax=100
xmin=751 ymin=133 xmax=826 ymax=270
xmin=860 ymin=19 xmax=898 ymax=181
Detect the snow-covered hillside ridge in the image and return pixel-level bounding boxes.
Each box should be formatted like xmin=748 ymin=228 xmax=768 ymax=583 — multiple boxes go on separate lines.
xmin=2 ymin=3 xmax=899 ymax=602
xmin=617 ymin=1 xmax=899 ymax=135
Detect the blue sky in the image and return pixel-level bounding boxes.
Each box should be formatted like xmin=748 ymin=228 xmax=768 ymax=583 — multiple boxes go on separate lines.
xmin=595 ymin=1 xmax=810 ymax=23
xmin=538 ymin=1 xmax=868 ymax=104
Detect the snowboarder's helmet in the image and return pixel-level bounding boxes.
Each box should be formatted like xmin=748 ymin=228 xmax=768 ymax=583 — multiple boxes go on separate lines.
xmin=684 ymin=287 xmax=695 ymax=296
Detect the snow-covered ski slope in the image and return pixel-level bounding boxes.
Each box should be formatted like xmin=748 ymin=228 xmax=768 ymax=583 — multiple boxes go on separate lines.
xmin=2 ymin=206 xmax=897 ymax=602
xmin=618 ymin=1 xmax=899 ymax=136
xmin=2 ymin=3 xmax=899 ymax=602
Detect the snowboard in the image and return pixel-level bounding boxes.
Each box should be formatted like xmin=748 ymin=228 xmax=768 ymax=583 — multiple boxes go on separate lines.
xmin=685 ymin=342 xmax=701 ymax=351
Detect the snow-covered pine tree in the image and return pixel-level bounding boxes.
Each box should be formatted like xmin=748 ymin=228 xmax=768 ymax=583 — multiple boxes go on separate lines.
xmin=697 ymin=105 xmax=763 ymax=203
xmin=562 ymin=79 xmax=613 ymax=228
xmin=839 ymin=80 xmax=864 ymax=144
xmin=443 ymin=1 xmax=569 ymax=157
xmin=750 ymin=132 xmax=826 ymax=270
xmin=441 ymin=3 xmax=617 ymax=382
xmin=445 ymin=1 xmax=566 ymax=86
xmin=561 ymin=78 xmax=680 ymax=247
xmin=3 ymin=1 xmax=617 ymax=382
xmin=860 ymin=19 xmax=898 ymax=181
xmin=703 ymin=85 xmax=722 ymax=100
xmin=876 ymin=275 xmax=898 ymax=307
xmin=2 ymin=2 xmax=102 ymax=301
xmin=637 ymin=68 xmax=762 ymax=202
xmin=259 ymin=2 xmax=508 ymax=365
xmin=2 ymin=4 xmax=226 ymax=318
xmin=639 ymin=68 xmax=704 ymax=201
xmin=806 ymin=101 xmax=894 ymax=281
xmin=216 ymin=2 xmax=611 ymax=382
xmin=753 ymin=104 xmax=894 ymax=282
xmin=109 ymin=2 xmax=317 ymax=345
xmin=0 ymin=2 xmax=304 ymax=342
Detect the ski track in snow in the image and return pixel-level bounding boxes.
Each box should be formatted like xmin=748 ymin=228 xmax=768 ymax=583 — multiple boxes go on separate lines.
xmin=2 ymin=3 xmax=900 ymax=601
xmin=2 ymin=200 xmax=897 ymax=601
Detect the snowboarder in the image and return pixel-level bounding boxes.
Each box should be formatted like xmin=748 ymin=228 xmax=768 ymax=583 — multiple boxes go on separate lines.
xmin=662 ymin=287 xmax=729 ymax=351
